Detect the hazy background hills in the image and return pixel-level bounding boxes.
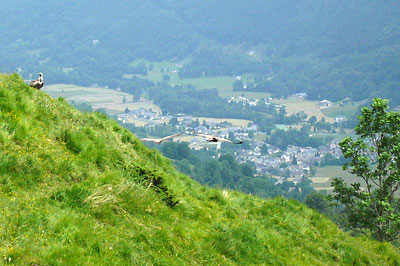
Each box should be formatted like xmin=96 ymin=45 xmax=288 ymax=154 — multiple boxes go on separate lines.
xmin=1 ymin=0 xmax=399 ymax=103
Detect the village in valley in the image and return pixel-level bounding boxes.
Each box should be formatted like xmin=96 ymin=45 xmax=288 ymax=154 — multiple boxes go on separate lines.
xmin=113 ymin=92 xmax=351 ymax=190
xmin=44 ymin=72 xmax=362 ymax=192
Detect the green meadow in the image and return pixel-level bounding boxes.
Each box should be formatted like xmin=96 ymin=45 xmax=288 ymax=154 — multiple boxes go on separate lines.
xmin=128 ymin=59 xmax=272 ymax=99
xmin=272 ymin=98 xmax=334 ymax=122
xmin=312 ymin=166 xmax=359 ymax=192
xmin=1 ymin=74 xmax=399 ymax=265
xmin=44 ymin=84 xmax=161 ymax=114
xmin=321 ymin=102 xmax=360 ymax=119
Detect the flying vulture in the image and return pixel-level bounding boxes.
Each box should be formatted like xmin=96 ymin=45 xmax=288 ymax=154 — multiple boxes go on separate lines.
xmin=29 ymin=72 xmax=44 ymax=90
xmin=197 ymin=133 xmax=243 ymax=144
xmin=141 ymin=133 xmax=182 ymax=144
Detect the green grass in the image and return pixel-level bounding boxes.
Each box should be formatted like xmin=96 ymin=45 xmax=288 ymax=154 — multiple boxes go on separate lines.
xmin=129 ymin=60 xmax=272 ymax=100
xmin=129 ymin=59 xmax=272 ymax=98
xmin=0 ymin=74 xmax=399 ymax=265
xmin=312 ymin=166 xmax=359 ymax=192
xmin=313 ymin=129 xmax=356 ymax=141
xmin=321 ymin=103 xmax=360 ymax=119
xmin=44 ymin=84 xmax=162 ymax=114
xmin=275 ymin=124 xmax=290 ymax=131
xmin=272 ymin=98 xmax=334 ymax=122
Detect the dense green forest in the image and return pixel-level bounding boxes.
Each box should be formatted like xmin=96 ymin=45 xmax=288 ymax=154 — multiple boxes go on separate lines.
xmin=1 ymin=0 xmax=399 ymax=104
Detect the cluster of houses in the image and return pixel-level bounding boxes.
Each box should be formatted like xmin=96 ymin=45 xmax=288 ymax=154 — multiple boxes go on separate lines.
xmin=117 ymin=107 xmax=345 ymax=183
xmin=175 ymin=117 xmax=344 ymax=181
xmin=236 ymin=139 xmax=343 ymax=179
xmin=187 ymin=122 xmax=258 ymax=149
xmin=227 ymin=96 xmax=272 ymax=107
xmin=171 ymin=115 xmax=344 ymax=181
xmin=228 ymin=93 xmax=338 ymax=112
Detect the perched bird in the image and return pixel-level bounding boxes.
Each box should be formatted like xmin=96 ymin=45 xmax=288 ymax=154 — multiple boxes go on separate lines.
xmin=29 ymin=72 xmax=44 ymax=90
xmin=197 ymin=133 xmax=243 ymax=144
xmin=141 ymin=133 xmax=181 ymax=144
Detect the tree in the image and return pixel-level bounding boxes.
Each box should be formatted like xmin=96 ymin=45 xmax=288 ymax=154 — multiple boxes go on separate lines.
xmin=305 ymin=191 xmax=329 ymax=213
xmin=248 ymin=131 xmax=254 ymax=139
xmin=233 ymin=80 xmax=244 ymax=91
xmin=169 ymin=117 xmax=178 ymax=126
xmin=176 ymin=142 xmax=191 ymax=161
xmin=261 ymin=144 xmax=269 ymax=155
xmin=278 ymin=107 xmax=287 ymax=121
xmin=308 ymin=115 xmax=317 ymax=125
xmin=330 ymin=98 xmax=400 ymax=242
xmin=241 ymin=163 xmax=254 ymax=177
xmin=246 ymin=81 xmax=255 ymax=90
xmin=292 ymin=155 xmax=297 ymax=165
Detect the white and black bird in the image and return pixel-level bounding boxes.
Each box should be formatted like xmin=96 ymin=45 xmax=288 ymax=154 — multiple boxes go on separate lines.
xmin=141 ymin=133 xmax=182 ymax=144
xmin=197 ymin=133 xmax=243 ymax=144
xmin=29 ymin=72 xmax=44 ymax=90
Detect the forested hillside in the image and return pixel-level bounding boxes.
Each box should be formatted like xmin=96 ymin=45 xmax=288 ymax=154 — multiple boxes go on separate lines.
xmin=1 ymin=73 xmax=399 ymax=265
xmin=0 ymin=0 xmax=399 ymax=103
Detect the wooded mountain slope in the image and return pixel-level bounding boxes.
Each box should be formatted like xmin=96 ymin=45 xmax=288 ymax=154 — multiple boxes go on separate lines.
xmin=0 ymin=74 xmax=399 ymax=265
xmin=1 ymin=1 xmax=399 ymax=103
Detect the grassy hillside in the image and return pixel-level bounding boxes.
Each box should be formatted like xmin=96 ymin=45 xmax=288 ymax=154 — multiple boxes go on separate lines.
xmin=0 ymin=74 xmax=399 ymax=265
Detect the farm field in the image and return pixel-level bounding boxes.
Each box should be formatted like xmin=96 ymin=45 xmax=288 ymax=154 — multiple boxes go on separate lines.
xmin=44 ymin=84 xmax=161 ymax=114
xmin=128 ymin=60 xmax=272 ymax=99
xmin=272 ymin=97 xmax=334 ymax=123
xmin=274 ymin=124 xmax=304 ymax=131
xmin=312 ymin=129 xmax=356 ymax=141
xmin=311 ymin=166 xmax=358 ymax=192
xmin=127 ymin=69 xmax=235 ymax=93
xmin=321 ymin=102 xmax=360 ymax=118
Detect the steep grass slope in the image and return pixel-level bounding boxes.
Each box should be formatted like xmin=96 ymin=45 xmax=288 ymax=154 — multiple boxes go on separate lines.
xmin=0 ymin=74 xmax=399 ymax=265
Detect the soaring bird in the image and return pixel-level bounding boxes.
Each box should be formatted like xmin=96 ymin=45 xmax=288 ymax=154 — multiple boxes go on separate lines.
xmin=141 ymin=133 xmax=182 ymax=144
xmin=197 ymin=133 xmax=243 ymax=144
xmin=29 ymin=73 xmax=44 ymax=90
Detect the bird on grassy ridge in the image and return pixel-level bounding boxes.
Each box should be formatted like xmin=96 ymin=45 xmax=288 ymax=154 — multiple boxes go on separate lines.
xmin=29 ymin=72 xmax=44 ymax=90
xmin=196 ymin=133 xmax=243 ymax=144
xmin=141 ymin=133 xmax=182 ymax=144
